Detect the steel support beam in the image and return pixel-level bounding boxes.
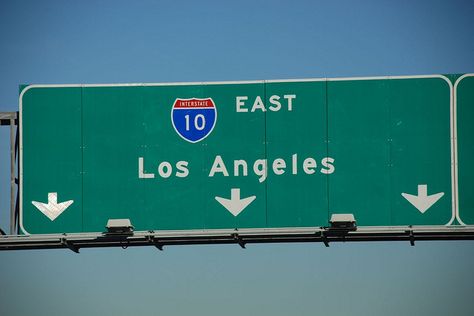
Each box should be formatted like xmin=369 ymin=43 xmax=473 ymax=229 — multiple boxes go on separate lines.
xmin=1 ymin=226 xmax=474 ymax=252
xmin=0 ymin=112 xmax=18 ymax=235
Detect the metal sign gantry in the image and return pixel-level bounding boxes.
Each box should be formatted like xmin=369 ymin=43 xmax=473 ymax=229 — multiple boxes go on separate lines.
xmin=2 ymin=73 xmax=474 ymax=252
xmin=0 ymin=112 xmax=18 ymax=236
xmin=2 ymin=226 xmax=474 ymax=253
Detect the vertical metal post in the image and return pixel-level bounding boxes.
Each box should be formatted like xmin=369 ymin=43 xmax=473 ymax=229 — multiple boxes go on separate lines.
xmin=9 ymin=115 xmax=16 ymax=234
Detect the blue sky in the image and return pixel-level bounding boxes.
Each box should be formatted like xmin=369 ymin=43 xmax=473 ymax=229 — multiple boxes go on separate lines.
xmin=1 ymin=1 xmax=474 ymax=315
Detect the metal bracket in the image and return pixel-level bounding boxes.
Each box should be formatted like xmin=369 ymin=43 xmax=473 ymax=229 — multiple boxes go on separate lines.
xmin=321 ymin=231 xmax=330 ymax=247
xmin=232 ymin=233 xmax=246 ymax=249
xmin=147 ymin=235 xmax=164 ymax=251
xmin=408 ymin=228 xmax=415 ymax=246
xmin=61 ymin=238 xmax=80 ymax=253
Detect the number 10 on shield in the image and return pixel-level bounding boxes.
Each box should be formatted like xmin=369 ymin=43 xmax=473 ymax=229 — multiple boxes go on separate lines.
xmin=171 ymin=98 xmax=217 ymax=143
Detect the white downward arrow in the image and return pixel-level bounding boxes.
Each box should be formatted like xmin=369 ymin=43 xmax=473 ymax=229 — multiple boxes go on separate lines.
xmin=215 ymin=188 xmax=256 ymax=217
xmin=32 ymin=192 xmax=74 ymax=221
xmin=401 ymin=185 xmax=444 ymax=214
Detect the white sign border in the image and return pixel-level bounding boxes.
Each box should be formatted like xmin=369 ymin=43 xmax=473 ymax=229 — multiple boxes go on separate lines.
xmin=19 ymin=74 xmax=457 ymax=235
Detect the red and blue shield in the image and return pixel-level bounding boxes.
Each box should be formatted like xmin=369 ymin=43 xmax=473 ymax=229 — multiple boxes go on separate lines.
xmin=171 ymin=98 xmax=217 ymax=143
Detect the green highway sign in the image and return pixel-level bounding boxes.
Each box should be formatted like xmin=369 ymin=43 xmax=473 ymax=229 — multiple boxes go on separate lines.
xmin=19 ymin=75 xmax=473 ymax=234
xmin=455 ymin=74 xmax=474 ymax=225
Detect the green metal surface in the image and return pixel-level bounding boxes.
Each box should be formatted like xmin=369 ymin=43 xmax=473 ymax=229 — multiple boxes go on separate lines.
xmin=20 ymin=76 xmax=465 ymax=234
xmin=22 ymin=87 xmax=83 ymax=233
xmin=266 ymin=81 xmax=328 ymax=227
xmin=456 ymin=75 xmax=474 ymax=225
xmin=328 ymin=79 xmax=391 ymax=226
xmin=82 ymin=87 xmax=146 ymax=232
xmin=389 ymin=78 xmax=452 ymax=225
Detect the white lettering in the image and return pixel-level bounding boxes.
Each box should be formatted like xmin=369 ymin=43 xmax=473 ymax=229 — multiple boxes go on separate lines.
xmin=292 ymin=154 xmax=298 ymax=174
xmin=321 ymin=157 xmax=335 ymax=174
xmin=251 ymin=96 xmax=266 ymax=112
xmin=236 ymin=96 xmax=248 ymax=112
xmin=284 ymin=94 xmax=296 ymax=111
xmin=138 ymin=157 xmax=155 ymax=179
xmin=209 ymin=155 xmax=229 ymax=177
xmin=234 ymin=160 xmax=248 ymax=177
xmin=158 ymin=162 xmax=172 ymax=178
xmin=176 ymin=161 xmax=189 ymax=178
xmin=253 ymin=159 xmax=268 ymax=183
xmin=303 ymin=158 xmax=316 ymax=174
xmin=269 ymin=95 xmax=281 ymax=111
xmin=236 ymin=94 xmax=296 ymax=112
xmin=272 ymin=158 xmax=286 ymax=175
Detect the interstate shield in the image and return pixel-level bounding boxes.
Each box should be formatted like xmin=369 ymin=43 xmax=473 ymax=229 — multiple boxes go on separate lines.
xmin=171 ymin=98 xmax=217 ymax=143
